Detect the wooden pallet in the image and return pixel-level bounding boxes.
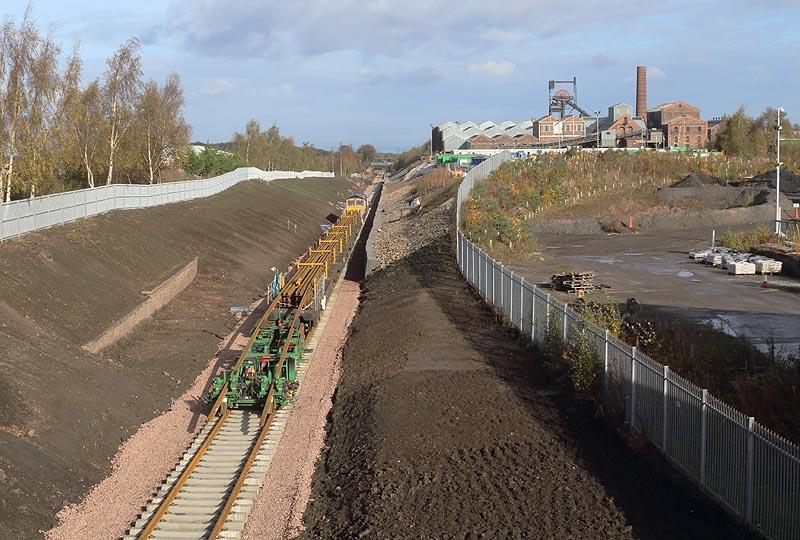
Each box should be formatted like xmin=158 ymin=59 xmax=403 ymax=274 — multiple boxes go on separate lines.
xmin=551 ymin=271 xmax=596 ymax=293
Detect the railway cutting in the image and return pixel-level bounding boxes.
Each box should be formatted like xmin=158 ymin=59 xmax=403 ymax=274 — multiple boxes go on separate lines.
xmin=124 ymin=192 xmax=372 ymax=540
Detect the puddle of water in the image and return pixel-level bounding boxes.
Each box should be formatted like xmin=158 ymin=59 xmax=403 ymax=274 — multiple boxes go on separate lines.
xmin=624 ymin=252 xmax=643 ymax=256
xmin=678 ymin=270 xmax=694 ymax=278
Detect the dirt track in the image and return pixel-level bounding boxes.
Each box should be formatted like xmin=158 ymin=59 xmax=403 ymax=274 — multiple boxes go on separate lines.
xmin=301 ymin=238 xmax=753 ymax=539
xmin=0 ymin=177 xmax=353 ymax=539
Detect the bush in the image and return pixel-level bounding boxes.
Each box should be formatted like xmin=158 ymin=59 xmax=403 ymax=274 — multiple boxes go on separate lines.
xmin=719 ymin=225 xmax=777 ymax=252
xmin=564 ymin=329 xmax=601 ymax=396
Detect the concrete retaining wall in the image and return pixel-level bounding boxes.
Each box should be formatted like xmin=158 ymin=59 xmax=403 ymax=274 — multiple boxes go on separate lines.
xmin=84 ymin=258 xmax=198 ymax=354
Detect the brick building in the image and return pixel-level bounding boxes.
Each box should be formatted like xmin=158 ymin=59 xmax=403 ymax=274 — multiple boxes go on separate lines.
xmin=532 ymin=115 xmax=586 ymax=143
xmin=647 ymin=102 xmax=708 ymax=148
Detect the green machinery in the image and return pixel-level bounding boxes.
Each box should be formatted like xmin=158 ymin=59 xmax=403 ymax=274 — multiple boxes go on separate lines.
xmin=208 ymin=314 xmax=306 ymax=412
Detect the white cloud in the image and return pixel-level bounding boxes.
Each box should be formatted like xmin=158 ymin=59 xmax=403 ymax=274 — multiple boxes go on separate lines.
xmin=276 ymin=83 xmax=294 ymax=95
xmin=623 ymin=66 xmax=667 ymax=84
xmin=200 ymin=78 xmax=234 ymax=96
xmin=588 ymin=53 xmax=616 ymax=68
xmin=649 ymin=66 xmax=667 ymax=81
xmin=467 ymin=60 xmax=516 ymax=77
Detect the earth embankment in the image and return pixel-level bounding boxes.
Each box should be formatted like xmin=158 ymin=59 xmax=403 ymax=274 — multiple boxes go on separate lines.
xmin=0 ymin=176 xmax=353 ymax=539
xmin=300 ymin=237 xmax=753 ymax=538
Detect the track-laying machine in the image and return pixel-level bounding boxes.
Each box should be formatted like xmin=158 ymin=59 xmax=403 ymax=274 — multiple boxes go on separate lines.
xmin=208 ymin=314 xmax=305 ymax=412
xmin=206 ymin=190 xmax=369 ymax=418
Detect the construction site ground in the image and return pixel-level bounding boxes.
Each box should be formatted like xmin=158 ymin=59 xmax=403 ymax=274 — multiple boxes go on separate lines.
xmin=301 ymin=184 xmax=752 ymax=538
xmin=0 ymin=176 xmax=354 ymax=539
xmin=510 ymin=226 xmax=800 ymax=355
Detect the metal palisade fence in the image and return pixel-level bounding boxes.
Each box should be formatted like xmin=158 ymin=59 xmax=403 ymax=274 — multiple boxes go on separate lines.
xmin=0 ymin=167 xmax=334 ymax=242
xmin=455 ymin=151 xmax=800 ymax=540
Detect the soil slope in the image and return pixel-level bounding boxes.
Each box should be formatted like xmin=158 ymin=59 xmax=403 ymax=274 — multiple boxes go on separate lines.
xmin=301 ymin=238 xmax=753 ymax=539
xmin=0 ymin=177 xmax=354 ymax=539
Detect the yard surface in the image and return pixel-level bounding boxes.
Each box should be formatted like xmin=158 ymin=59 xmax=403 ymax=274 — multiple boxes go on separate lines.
xmin=511 ymin=226 xmax=800 ymax=355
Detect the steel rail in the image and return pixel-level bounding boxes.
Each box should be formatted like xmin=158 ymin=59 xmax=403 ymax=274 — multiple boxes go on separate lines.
xmin=136 ymin=409 xmax=231 ymax=539
xmin=208 ymin=290 xmax=312 ymax=539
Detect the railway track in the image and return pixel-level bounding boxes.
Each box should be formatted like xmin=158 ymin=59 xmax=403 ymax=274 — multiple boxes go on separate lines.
xmin=124 ymin=196 xmax=368 ymax=540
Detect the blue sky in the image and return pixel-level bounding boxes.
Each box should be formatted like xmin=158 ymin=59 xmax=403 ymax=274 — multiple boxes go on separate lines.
xmin=8 ymin=0 xmax=800 ymax=151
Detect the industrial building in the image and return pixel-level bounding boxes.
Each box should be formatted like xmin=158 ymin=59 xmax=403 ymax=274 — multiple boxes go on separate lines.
xmin=432 ymin=65 xmax=712 ymax=153
xmin=432 ymin=120 xmax=536 ymax=152
xmin=647 ymin=102 xmax=708 ymax=148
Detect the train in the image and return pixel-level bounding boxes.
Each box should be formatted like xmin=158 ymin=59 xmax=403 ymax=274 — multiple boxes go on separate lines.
xmin=207 ymin=191 xmax=369 ymax=417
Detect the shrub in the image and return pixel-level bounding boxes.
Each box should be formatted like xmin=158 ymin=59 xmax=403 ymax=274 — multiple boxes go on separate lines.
xmin=719 ymin=225 xmax=777 ymax=252
xmin=564 ymin=329 xmax=601 ymax=396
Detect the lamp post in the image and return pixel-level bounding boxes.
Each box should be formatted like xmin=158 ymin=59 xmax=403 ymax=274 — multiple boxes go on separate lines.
xmin=776 ymin=107 xmax=784 ymax=235
xmin=594 ymin=110 xmax=601 ymax=149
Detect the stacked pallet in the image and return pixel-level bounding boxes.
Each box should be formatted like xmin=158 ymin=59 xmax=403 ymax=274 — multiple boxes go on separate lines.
xmin=727 ymin=261 xmax=756 ymax=275
xmin=552 ymin=271 xmax=596 ymax=293
xmin=754 ymin=258 xmax=782 ymax=274
xmin=689 ymin=246 xmax=783 ymax=275
xmin=704 ymin=252 xmax=724 ymax=266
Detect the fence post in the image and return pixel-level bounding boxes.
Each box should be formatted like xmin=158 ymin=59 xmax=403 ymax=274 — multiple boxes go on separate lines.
xmin=745 ymin=416 xmax=755 ymax=524
xmin=630 ymin=347 xmax=637 ymax=431
xmin=531 ymin=289 xmax=536 ymax=341
xmin=471 ymin=247 xmax=476 ymax=285
xmin=545 ymin=294 xmax=551 ymax=334
xmin=490 ymin=260 xmax=495 ymax=306
xmin=468 ymin=243 xmax=473 ymax=283
xmin=459 ymin=235 xmax=464 ymax=272
xmin=509 ymin=271 xmax=514 ymax=321
xmin=700 ymin=389 xmax=708 ymax=485
xmin=500 ymin=267 xmax=504 ymax=311
xmin=662 ymin=365 xmax=669 ymax=450
xmin=603 ymin=330 xmax=610 ymax=396
xmin=518 ymin=282 xmax=523 ymax=333
xmin=562 ymin=302 xmax=568 ymax=343
xmin=485 ymin=255 xmax=489 ymax=298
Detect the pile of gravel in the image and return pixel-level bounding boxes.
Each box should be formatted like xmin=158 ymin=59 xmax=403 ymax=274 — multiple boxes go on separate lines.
xmin=753 ymin=168 xmax=800 ymax=193
xmin=671 ymin=172 xmax=725 ymax=188
xmin=372 ymin=199 xmax=452 ymax=268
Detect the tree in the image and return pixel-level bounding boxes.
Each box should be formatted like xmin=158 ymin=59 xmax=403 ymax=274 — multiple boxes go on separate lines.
xmin=102 ymin=37 xmax=141 ymax=185
xmin=357 ymin=143 xmax=377 ymax=166
xmin=134 ymin=73 xmax=190 ymax=183
xmin=58 ymin=44 xmax=104 ymax=188
xmin=0 ymin=9 xmax=60 ymax=201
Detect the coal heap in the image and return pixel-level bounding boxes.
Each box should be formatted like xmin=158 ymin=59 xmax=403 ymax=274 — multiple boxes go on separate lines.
xmin=671 ymin=172 xmax=725 ymax=188
xmin=753 ymin=168 xmax=800 ymax=194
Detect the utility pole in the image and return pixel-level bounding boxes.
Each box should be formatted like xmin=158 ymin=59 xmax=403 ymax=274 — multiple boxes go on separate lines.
xmin=776 ymin=107 xmax=784 ymax=235
xmin=594 ymin=110 xmax=601 ymax=149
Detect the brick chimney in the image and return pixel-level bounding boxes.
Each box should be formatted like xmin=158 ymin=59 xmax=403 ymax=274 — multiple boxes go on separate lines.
xmin=636 ymin=66 xmax=647 ymax=124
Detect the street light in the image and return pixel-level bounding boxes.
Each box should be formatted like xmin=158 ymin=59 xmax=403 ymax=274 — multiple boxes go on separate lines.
xmin=594 ymin=110 xmax=601 ymax=149
xmin=776 ymin=107 xmax=784 ymax=235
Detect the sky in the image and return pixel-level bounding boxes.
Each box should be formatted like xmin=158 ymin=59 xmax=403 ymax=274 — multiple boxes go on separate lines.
xmin=7 ymin=0 xmax=800 ymax=151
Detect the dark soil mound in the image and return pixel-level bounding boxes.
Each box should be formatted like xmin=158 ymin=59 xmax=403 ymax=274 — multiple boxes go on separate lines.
xmin=754 ymin=168 xmax=800 ymax=193
xmin=672 ymin=172 xmax=725 ymax=187
xmin=301 ymin=239 xmax=753 ymax=539
xmin=0 ymin=177 xmax=355 ymax=539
